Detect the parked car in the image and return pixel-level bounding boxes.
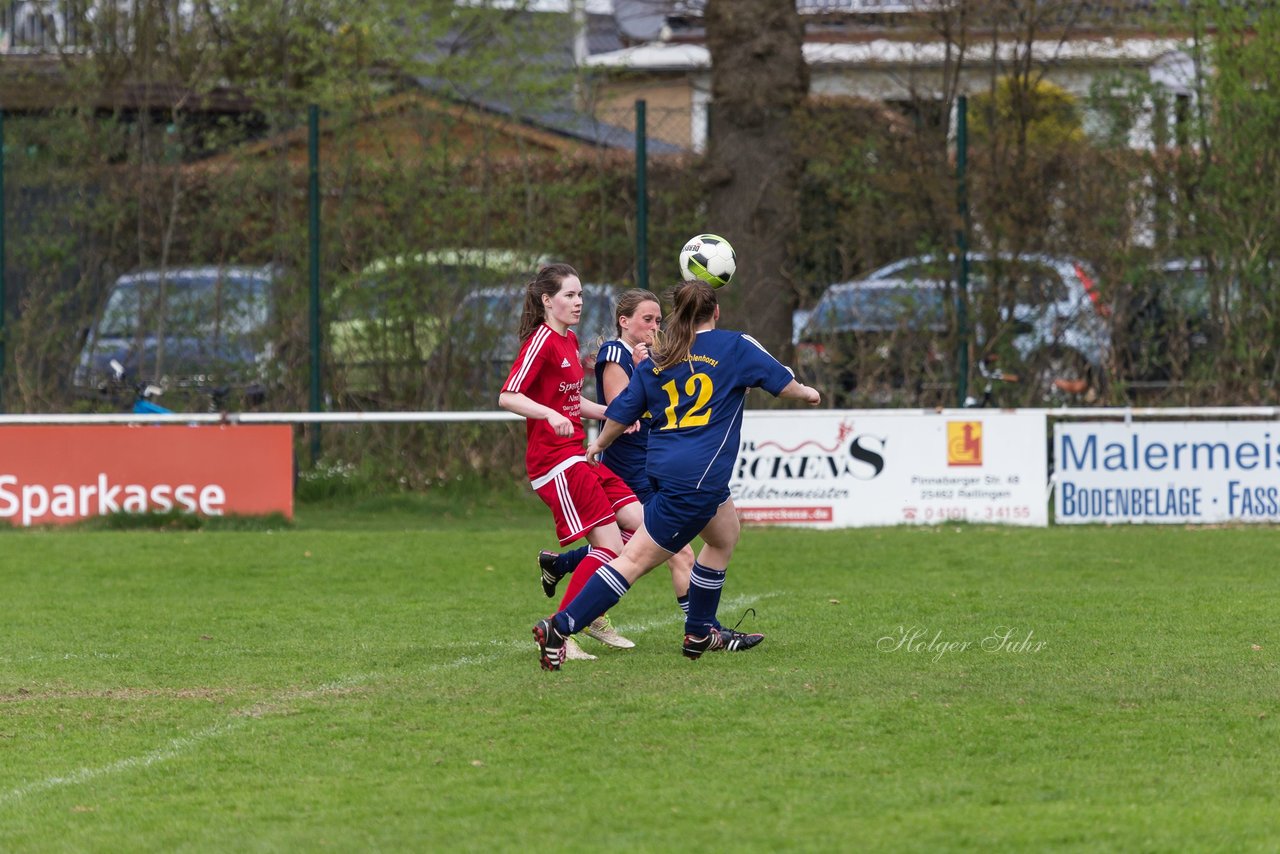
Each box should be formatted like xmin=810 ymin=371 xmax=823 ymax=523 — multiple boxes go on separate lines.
xmin=327 ymin=249 xmax=549 ymax=405
xmin=795 ymin=253 xmax=1110 ymax=406
xmin=426 ymin=281 xmax=622 ymax=408
xmin=326 ymin=250 xmax=620 ymax=408
xmin=76 ymin=256 xmax=623 ymax=412
xmin=1117 ymin=258 xmax=1216 ymax=386
xmin=74 ymin=265 xmax=278 ymax=408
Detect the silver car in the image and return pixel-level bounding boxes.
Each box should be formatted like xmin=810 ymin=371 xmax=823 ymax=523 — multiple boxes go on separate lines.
xmin=796 ymin=253 xmax=1110 ymax=406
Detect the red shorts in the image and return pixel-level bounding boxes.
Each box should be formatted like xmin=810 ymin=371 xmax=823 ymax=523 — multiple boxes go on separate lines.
xmin=532 ymin=458 xmax=638 ymax=546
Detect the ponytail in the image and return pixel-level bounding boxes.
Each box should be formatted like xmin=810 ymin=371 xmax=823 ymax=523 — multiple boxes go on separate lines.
xmin=651 ymin=281 xmax=717 ymax=371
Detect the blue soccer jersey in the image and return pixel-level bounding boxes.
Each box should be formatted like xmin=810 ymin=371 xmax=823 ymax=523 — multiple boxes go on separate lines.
xmin=605 ymin=329 xmax=795 ymax=494
xmin=594 ymin=339 xmax=651 ymax=490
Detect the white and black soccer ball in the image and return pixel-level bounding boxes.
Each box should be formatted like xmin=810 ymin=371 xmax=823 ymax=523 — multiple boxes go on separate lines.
xmin=679 ymin=233 xmax=736 ymax=288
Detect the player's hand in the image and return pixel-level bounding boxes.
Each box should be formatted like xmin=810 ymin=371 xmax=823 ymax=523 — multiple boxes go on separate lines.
xmin=547 ymin=412 xmax=574 ymax=436
xmin=585 ymin=441 xmax=603 ymax=464
xmin=623 ymin=420 xmax=642 ymax=435
xmin=806 ymin=386 xmax=822 ymax=406
xmin=633 ymin=341 xmax=650 ymax=364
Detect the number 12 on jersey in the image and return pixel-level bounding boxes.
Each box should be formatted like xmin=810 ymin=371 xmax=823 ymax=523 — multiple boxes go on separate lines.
xmin=659 ymin=373 xmax=714 ymax=429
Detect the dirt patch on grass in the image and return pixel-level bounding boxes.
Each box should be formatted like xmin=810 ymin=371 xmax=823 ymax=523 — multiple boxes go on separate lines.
xmin=0 ymin=686 xmax=240 ymax=704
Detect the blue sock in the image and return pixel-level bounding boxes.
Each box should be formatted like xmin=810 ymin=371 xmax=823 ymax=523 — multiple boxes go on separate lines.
xmin=677 ymin=594 xmax=717 ymax=628
xmin=554 ymin=565 xmax=630 ymax=635
xmin=557 ymin=545 xmax=591 ymax=577
xmin=686 ymin=562 xmax=726 ymax=635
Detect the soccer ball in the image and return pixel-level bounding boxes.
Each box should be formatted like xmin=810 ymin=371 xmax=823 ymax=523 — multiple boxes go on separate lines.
xmin=679 ymin=233 xmax=736 ymax=288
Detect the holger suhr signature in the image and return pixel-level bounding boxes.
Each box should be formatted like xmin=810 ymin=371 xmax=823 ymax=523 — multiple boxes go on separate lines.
xmin=877 ymin=625 xmax=1047 ymax=662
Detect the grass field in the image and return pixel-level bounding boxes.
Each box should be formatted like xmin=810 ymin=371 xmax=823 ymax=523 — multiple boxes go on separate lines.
xmin=2 ymin=492 xmax=1279 ymax=851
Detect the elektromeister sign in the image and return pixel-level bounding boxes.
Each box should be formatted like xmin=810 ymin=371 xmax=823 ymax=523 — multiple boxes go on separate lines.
xmin=731 ymin=411 xmax=1048 ymax=528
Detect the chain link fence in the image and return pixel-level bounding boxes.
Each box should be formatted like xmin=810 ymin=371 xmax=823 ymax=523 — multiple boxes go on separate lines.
xmin=2 ymin=5 xmax=1278 ymax=484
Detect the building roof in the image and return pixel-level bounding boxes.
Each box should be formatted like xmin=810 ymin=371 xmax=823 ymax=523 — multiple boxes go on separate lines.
xmin=430 ymin=84 xmax=686 ymax=154
xmin=188 ymin=89 xmax=684 ymax=175
xmin=586 ymin=36 xmax=1190 ymax=71
xmin=414 ymin=77 xmax=685 ymax=153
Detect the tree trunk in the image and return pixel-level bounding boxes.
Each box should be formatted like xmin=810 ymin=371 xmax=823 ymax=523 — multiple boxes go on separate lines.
xmin=703 ymin=0 xmax=808 ymax=362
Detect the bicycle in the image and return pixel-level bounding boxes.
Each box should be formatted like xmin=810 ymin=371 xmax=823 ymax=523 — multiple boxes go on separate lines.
xmin=106 ymin=359 xmax=238 ymax=415
xmin=963 ymin=353 xmax=1020 ymax=408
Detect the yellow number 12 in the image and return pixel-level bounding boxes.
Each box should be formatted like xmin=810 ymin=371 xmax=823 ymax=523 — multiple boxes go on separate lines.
xmin=660 ymin=373 xmax=714 ymax=429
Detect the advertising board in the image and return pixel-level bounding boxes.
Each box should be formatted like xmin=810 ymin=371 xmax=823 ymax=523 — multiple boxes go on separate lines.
xmin=732 ymin=411 xmax=1048 ymax=527
xmin=1055 ymin=420 xmax=1280 ymax=524
xmin=0 ymin=425 xmax=293 ymax=526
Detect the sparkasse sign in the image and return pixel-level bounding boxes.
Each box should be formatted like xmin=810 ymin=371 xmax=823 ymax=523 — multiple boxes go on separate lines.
xmin=0 ymin=425 xmax=293 ymax=526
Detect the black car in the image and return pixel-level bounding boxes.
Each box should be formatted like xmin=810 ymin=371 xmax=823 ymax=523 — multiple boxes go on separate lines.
xmin=1118 ymin=259 xmax=1216 ymax=386
xmin=74 ymin=266 xmax=277 ymax=407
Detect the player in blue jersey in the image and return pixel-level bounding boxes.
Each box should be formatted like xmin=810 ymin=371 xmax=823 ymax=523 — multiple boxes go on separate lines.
xmin=538 ymin=290 xmax=696 ymax=650
xmin=532 ymin=280 xmax=821 ymax=670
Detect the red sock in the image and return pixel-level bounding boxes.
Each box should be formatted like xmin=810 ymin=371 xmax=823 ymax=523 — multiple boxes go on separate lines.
xmin=559 ymin=546 xmax=618 ymax=611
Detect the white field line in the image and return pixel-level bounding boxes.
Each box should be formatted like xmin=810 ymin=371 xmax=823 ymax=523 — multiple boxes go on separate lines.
xmin=0 ymin=591 xmax=777 ymax=807
xmin=0 ymin=672 xmax=376 ymax=808
xmin=0 ymin=652 xmax=124 ymax=664
xmin=1 ymin=719 xmax=252 ymax=808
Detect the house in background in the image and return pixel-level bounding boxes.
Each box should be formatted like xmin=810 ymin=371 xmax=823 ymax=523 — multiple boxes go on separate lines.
xmin=0 ymin=0 xmax=659 ymax=155
xmin=188 ymin=90 xmax=682 ymax=178
xmin=0 ymin=0 xmax=1205 ymax=155
xmin=585 ymin=0 xmax=1199 ymax=153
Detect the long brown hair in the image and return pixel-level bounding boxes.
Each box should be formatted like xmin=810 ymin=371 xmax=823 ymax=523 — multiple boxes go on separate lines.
xmin=614 ymin=288 xmax=661 ymax=337
xmin=517 ymin=263 xmax=578 ymax=342
xmin=651 ymin=281 xmax=717 ymax=371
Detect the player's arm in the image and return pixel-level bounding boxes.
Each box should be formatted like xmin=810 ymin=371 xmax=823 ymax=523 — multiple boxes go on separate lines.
xmin=578 ymin=397 xmax=608 ymax=421
xmin=599 ymin=362 xmax=644 ymax=433
xmin=587 ymin=379 xmax=647 ymax=460
xmin=778 ymin=379 xmax=821 ymax=406
xmin=581 ymin=358 xmax=637 ymax=420
xmin=737 ymin=334 xmax=821 ymax=406
xmin=600 ymin=362 xmax=630 ymax=404
xmin=498 ymin=391 xmax=574 ymax=436
xmin=586 ymin=417 xmax=630 ymax=463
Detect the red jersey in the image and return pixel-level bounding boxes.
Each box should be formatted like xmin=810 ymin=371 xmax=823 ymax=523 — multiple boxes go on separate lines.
xmin=502 ymin=323 xmax=587 ymax=481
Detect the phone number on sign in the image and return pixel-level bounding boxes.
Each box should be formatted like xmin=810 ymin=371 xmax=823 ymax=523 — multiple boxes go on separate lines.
xmin=904 ymin=505 xmax=1033 ymax=521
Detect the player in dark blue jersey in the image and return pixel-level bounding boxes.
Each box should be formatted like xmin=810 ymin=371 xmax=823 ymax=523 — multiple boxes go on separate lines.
xmin=538 ymin=291 xmax=697 ymax=652
xmin=533 ymin=280 xmax=821 ymax=670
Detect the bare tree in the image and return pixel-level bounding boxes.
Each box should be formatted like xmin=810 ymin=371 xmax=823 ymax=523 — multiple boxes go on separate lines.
xmin=702 ymin=0 xmax=808 ymax=360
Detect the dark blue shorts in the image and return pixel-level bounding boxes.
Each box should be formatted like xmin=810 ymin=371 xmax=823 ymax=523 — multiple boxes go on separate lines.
xmin=642 ymin=483 xmax=729 ymax=553
xmin=628 ymin=475 xmax=657 ymax=505
xmin=601 ymin=445 xmax=650 ymax=502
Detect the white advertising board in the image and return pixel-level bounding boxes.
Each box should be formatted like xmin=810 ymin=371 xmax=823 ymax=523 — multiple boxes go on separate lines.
xmin=1055 ymin=421 xmax=1280 ymax=524
xmin=732 ymin=411 xmax=1048 ymax=528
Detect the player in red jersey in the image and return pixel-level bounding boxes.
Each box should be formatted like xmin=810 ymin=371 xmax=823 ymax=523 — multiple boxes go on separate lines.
xmin=498 ymin=263 xmax=644 ymax=662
